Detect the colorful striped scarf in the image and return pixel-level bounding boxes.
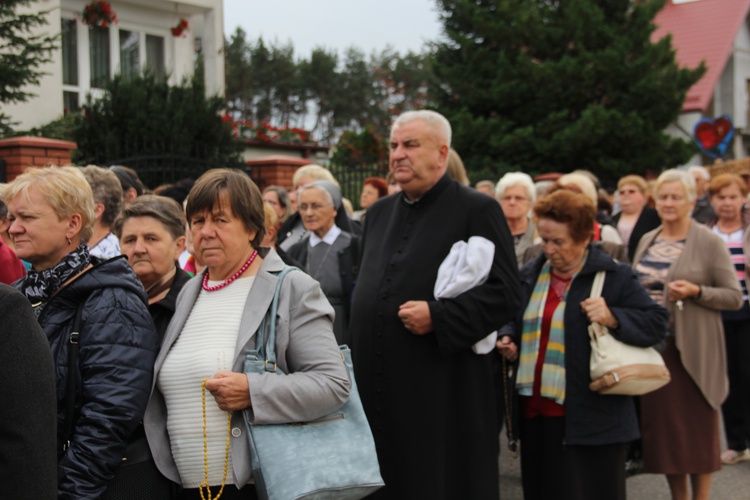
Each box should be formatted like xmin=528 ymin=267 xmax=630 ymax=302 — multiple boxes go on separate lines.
xmin=517 ymin=256 xmax=586 ymax=405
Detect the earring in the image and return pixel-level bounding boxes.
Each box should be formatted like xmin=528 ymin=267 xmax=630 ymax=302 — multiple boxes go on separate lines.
xmin=66 ymin=237 xmax=72 ymax=246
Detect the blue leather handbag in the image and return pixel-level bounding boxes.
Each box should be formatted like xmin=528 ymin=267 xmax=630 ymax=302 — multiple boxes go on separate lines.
xmin=243 ymin=266 xmax=384 ymax=500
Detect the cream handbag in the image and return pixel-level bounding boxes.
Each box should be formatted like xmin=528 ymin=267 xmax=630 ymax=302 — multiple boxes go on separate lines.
xmin=588 ymin=271 xmax=670 ymax=395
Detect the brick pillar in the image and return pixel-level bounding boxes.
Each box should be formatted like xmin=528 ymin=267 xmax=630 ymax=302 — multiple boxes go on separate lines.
xmin=245 ymin=156 xmax=313 ymax=192
xmin=0 ymin=136 xmax=77 ymax=182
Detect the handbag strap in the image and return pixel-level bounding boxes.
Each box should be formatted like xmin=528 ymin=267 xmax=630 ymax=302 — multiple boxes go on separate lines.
xmin=590 ymin=270 xmax=605 ymax=299
xmin=62 ymin=301 xmax=86 ymax=452
xmin=256 ymin=266 xmax=298 ymax=372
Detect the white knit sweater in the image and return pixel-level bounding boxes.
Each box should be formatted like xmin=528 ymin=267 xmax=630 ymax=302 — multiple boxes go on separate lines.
xmin=158 ymin=277 xmax=255 ymax=487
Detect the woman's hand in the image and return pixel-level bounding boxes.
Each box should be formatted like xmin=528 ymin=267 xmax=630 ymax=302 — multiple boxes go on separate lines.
xmin=204 ymin=371 xmax=252 ymax=411
xmin=667 ymin=280 xmax=701 ymax=302
xmin=580 ymin=297 xmax=619 ymax=329
xmin=496 ymin=336 xmax=518 ymax=361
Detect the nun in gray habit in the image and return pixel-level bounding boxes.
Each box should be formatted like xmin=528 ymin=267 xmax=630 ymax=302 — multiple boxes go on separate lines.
xmin=289 ymin=181 xmax=359 ymax=345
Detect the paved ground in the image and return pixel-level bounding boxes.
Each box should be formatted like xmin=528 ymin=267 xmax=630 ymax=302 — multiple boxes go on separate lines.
xmin=498 ymin=432 xmax=750 ymax=499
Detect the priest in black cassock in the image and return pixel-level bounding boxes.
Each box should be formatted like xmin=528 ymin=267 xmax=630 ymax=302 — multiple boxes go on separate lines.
xmin=349 ymin=110 xmax=521 ymax=499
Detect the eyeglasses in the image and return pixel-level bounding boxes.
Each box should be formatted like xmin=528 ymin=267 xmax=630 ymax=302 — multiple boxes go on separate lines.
xmin=655 ymin=194 xmax=686 ymax=203
xmin=618 ymin=189 xmax=640 ymax=196
xmin=500 ymin=195 xmax=528 ymax=203
xmin=299 ymin=203 xmax=330 ymax=212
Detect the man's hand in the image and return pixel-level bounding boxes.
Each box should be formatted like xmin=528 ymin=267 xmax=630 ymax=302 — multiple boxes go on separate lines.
xmin=398 ymin=301 xmax=433 ymax=335
xmin=496 ymin=335 xmax=518 ymax=361
xmin=204 ymin=371 xmax=251 ymax=411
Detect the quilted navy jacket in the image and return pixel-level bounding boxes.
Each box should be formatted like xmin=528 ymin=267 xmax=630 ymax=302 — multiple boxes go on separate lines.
xmin=25 ymin=256 xmax=158 ymax=499
xmin=501 ymin=246 xmax=668 ymax=445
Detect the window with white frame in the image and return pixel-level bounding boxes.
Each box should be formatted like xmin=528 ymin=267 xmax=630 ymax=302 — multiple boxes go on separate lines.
xmin=61 ymin=18 xmax=167 ymax=110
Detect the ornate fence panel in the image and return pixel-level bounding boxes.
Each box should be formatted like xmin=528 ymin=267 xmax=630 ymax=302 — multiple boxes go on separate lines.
xmin=76 ymin=140 xmax=245 ymax=190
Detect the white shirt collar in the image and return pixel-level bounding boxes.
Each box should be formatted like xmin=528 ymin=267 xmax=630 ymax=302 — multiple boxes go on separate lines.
xmin=309 ymin=224 xmax=341 ymax=247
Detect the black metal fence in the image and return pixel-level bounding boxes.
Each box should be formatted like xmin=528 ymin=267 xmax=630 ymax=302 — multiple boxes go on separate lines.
xmin=246 ymin=162 xmax=386 ymax=210
xmin=76 ymin=140 xmax=245 ymax=190
xmin=77 ymin=140 xmax=386 ymax=210
xmin=329 ymin=164 xmax=387 ymax=210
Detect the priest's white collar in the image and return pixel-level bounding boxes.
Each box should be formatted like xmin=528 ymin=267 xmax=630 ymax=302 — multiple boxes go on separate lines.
xmin=309 ymin=224 xmax=341 ymax=247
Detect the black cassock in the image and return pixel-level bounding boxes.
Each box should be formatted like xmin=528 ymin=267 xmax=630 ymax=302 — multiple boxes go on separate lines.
xmin=350 ymin=174 xmax=520 ymax=499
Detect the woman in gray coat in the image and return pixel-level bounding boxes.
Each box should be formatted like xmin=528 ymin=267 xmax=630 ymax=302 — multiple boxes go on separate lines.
xmin=144 ymin=169 xmax=349 ymax=500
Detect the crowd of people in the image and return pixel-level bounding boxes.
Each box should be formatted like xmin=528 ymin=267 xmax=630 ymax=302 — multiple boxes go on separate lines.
xmin=1 ymin=110 xmax=748 ymax=500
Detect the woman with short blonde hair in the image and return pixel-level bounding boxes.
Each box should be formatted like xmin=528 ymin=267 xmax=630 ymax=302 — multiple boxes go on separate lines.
xmin=3 ymin=166 xmax=157 ymax=498
xmin=613 ymin=174 xmax=661 ymax=261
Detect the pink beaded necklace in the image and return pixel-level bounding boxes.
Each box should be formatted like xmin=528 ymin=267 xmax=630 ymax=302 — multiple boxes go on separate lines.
xmin=202 ymin=250 xmax=258 ymax=292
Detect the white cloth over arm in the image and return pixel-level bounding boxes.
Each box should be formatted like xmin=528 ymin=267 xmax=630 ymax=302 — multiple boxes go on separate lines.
xmin=434 ymin=236 xmax=498 ymax=354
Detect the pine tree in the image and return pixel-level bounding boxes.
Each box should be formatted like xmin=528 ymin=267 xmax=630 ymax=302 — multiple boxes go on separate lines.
xmin=0 ymin=0 xmax=57 ymax=136
xmin=433 ymin=0 xmax=705 ymax=184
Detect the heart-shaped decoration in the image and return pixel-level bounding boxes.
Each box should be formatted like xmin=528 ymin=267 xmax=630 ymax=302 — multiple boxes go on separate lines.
xmin=693 ymin=115 xmax=734 ymax=158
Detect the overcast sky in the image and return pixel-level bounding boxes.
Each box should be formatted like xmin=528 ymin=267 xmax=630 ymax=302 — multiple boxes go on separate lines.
xmin=222 ymin=0 xmax=444 ymax=59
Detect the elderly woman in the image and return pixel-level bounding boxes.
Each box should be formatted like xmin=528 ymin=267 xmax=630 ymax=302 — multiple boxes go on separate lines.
xmin=0 ymin=199 xmax=26 ymax=284
xmin=81 ymin=165 xmax=124 ymax=259
xmin=496 ymin=172 xmax=537 ymax=267
xmin=277 ymin=164 xmax=358 ymax=251
xmin=703 ymin=174 xmax=750 ymax=465
xmin=612 ymin=175 xmax=661 ymax=262
xmin=288 ymin=181 xmax=359 ymax=345
xmin=353 ymin=177 xmax=387 ymax=221
xmin=633 ymin=169 xmax=742 ymax=500
xmin=115 ymin=195 xmax=191 ymax=342
xmin=262 ymin=185 xmax=291 ymax=225
xmin=559 ymin=172 xmax=623 ymax=244
xmin=498 ymin=189 xmax=667 ymax=500
xmin=3 ymin=166 xmax=158 ymax=499
xmin=110 ymin=165 xmax=145 ymax=205
xmin=144 ymin=169 xmax=349 ymax=500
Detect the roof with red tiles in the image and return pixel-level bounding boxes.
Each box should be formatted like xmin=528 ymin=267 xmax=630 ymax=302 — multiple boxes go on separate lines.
xmin=652 ymin=0 xmax=750 ymax=112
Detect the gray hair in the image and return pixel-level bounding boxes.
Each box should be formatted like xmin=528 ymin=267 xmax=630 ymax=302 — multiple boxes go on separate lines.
xmin=113 ymin=195 xmax=186 ymax=241
xmin=496 ymin=172 xmax=536 ymax=204
xmin=475 ymin=180 xmax=496 ymax=192
xmin=299 ymin=181 xmax=340 ymax=209
xmin=263 ymin=185 xmax=291 ymax=213
xmin=687 ymin=165 xmax=710 ymax=181
xmin=81 ymin=165 xmax=124 ymax=227
xmin=392 ymin=110 xmax=452 ymax=147
xmin=655 ymin=168 xmax=697 ymax=203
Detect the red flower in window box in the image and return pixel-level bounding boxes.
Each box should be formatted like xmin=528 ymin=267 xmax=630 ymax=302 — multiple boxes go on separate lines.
xmin=81 ymin=1 xmax=118 ymax=27
xmin=171 ymin=18 xmax=189 ymax=37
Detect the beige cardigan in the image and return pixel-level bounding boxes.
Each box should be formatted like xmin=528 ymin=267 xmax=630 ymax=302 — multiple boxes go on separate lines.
xmin=634 ymin=220 xmax=742 ymax=410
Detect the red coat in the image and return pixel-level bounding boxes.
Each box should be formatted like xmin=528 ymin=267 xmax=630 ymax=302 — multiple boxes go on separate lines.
xmin=0 ymin=240 xmax=26 ymax=285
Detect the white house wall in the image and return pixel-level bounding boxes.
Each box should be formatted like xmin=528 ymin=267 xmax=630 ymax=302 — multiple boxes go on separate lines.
xmin=3 ymin=0 xmax=64 ymax=132
xmin=728 ymin=16 xmax=750 ymax=159
xmin=4 ymin=0 xmax=224 ymax=133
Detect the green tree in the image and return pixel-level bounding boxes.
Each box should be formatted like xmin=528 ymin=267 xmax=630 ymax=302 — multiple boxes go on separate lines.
xmin=0 ymin=0 xmax=57 ymax=136
xmin=432 ymin=0 xmax=705 ymax=184
xmin=225 ymin=27 xmax=254 ymax=119
xmin=74 ymin=74 xmax=242 ymax=186
xmin=298 ymin=47 xmax=340 ymax=143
